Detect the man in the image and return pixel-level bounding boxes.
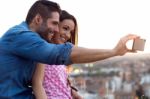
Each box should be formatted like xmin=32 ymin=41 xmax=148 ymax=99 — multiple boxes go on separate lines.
xmin=0 ymin=0 xmax=138 ymax=99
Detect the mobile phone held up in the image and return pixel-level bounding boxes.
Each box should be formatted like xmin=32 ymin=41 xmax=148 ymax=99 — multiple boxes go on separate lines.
xmin=132 ymin=38 xmax=146 ymax=51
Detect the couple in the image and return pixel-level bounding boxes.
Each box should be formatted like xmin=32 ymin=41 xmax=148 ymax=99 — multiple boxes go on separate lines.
xmin=32 ymin=10 xmax=82 ymax=99
xmin=0 ymin=0 xmax=139 ymax=99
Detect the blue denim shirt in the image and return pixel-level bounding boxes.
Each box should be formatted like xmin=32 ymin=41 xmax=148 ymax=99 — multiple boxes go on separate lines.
xmin=0 ymin=22 xmax=73 ymax=99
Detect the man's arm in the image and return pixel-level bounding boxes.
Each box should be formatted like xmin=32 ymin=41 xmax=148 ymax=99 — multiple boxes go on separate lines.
xmin=71 ymin=47 xmax=116 ymax=63
xmin=10 ymin=31 xmax=73 ymax=65
xmin=11 ymin=32 xmax=138 ymax=65
xmin=70 ymin=34 xmax=138 ymax=63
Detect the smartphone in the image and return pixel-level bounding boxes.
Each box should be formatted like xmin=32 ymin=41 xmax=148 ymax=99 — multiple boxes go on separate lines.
xmin=132 ymin=38 xmax=146 ymax=51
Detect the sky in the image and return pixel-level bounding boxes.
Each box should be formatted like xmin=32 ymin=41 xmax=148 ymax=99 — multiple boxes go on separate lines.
xmin=0 ymin=0 xmax=150 ymax=53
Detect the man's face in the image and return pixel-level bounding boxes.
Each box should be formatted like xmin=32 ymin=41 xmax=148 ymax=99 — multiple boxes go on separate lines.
xmin=37 ymin=12 xmax=59 ymax=42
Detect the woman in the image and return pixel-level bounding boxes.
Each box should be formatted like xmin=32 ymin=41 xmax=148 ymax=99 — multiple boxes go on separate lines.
xmin=32 ymin=10 xmax=82 ymax=99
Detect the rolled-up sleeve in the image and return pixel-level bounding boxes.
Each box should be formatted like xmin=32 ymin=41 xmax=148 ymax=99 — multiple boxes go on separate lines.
xmin=10 ymin=31 xmax=73 ymax=65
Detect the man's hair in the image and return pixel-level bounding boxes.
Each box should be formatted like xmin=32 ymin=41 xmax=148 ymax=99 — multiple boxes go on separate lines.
xmin=26 ymin=0 xmax=61 ymax=24
xmin=60 ymin=10 xmax=78 ymax=45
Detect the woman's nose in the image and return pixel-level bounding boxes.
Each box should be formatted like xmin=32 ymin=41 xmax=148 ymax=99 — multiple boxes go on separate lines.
xmin=64 ymin=32 xmax=71 ymax=39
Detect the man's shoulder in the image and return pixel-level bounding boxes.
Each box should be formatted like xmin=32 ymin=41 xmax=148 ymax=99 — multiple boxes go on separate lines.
xmin=1 ymin=21 xmax=39 ymax=40
xmin=11 ymin=21 xmax=32 ymax=33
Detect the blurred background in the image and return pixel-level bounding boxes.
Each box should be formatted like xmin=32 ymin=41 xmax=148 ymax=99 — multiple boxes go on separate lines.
xmin=70 ymin=54 xmax=150 ymax=99
xmin=1 ymin=0 xmax=150 ymax=99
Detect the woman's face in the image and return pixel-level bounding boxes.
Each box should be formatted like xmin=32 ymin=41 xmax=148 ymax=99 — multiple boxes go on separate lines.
xmin=49 ymin=19 xmax=75 ymax=44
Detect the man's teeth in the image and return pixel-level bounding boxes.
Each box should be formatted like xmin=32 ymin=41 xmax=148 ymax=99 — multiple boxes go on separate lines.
xmin=49 ymin=32 xmax=54 ymax=35
xmin=60 ymin=38 xmax=65 ymax=41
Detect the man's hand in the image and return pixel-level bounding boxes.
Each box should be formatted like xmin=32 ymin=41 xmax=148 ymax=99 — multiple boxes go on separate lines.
xmin=113 ymin=34 xmax=139 ymax=56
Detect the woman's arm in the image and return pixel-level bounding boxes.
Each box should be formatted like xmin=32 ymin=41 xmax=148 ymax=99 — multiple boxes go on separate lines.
xmin=32 ymin=63 xmax=47 ymax=99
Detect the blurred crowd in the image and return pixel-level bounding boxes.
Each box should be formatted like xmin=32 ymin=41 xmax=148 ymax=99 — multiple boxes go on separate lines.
xmin=72 ymin=68 xmax=150 ymax=99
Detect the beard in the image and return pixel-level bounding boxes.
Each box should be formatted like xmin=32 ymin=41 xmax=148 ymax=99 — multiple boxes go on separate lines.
xmin=36 ymin=22 xmax=52 ymax=42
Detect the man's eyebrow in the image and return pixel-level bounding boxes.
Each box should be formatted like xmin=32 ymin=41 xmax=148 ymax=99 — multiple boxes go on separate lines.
xmin=53 ymin=21 xmax=59 ymax=24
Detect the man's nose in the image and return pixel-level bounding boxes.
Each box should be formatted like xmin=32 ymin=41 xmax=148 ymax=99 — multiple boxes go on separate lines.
xmin=55 ymin=26 xmax=59 ymax=34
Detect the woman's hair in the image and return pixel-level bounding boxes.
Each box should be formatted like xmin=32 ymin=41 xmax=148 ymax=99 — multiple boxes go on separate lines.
xmin=60 ymin=10 xmax=78 ymax=45
xmin=26 ymin=0 xmax=61 ymax=25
